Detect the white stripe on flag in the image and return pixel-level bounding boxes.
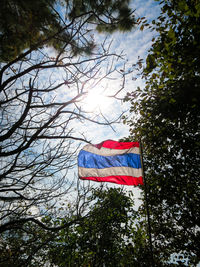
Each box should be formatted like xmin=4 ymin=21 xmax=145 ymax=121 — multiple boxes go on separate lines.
xmin=82 ymin=144 xmax=140 ymax=156
xmin=79 ymin=166 xmax=142 ymax=178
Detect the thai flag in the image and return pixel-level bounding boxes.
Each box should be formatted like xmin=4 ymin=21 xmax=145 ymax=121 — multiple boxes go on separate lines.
xmin=78 ymin=140 xmax=143 ymax=186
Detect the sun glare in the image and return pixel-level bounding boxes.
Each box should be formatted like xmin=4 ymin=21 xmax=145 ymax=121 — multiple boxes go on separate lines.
xmin=82 ymin=90 xmax=112 ymax=112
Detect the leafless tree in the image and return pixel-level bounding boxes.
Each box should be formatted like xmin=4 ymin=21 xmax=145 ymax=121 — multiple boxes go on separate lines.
xmin=0 ymin=1 xmax=138 ymax=264
xmin=0 ymin=12 xmax=131 ymax=236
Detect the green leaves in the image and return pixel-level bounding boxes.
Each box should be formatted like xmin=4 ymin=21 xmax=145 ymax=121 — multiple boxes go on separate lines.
xmin=46 ymin=188 xmax=150 ymax=266
xmin=125 ymin=0 xmax=200 ymax=265
xmin=168 ymin=27 xmax=176 ymax=40
xmin=0 ymin=0 xmax=137 ymax=62
xmin=0 ymin=0 xmax=59 ymax=61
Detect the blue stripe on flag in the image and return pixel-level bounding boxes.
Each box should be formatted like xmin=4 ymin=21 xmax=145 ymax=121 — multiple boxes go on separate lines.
xmin=78 ymin=150 xmax=141 ymax=169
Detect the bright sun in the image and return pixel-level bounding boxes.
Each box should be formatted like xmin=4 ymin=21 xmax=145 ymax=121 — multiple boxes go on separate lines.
xmin=82 ymin=89 xmax=112 ymax=112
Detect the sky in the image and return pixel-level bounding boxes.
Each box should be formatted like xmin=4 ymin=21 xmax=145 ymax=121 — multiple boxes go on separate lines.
xmin=68 ymin=0 xmax=162 ymax=210
xmin=73 ymin=0 xmax=161 ymax=143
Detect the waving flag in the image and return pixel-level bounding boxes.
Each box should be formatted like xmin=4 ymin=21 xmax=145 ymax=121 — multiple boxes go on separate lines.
xmin=78 ymin=140 xmax=143 ymax=186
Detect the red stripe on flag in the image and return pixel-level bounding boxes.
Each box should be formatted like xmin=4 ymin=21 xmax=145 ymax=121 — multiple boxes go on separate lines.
xmin=95 ymin=140 xmax=140 ymax=150
xmin=80 ymin=176 xmax=143 ymax=186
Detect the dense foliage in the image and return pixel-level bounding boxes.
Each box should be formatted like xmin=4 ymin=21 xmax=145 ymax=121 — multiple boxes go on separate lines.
xmin=0 ymin=0 xmax=135 ymax=61
xmin=125 ymin=0 xmax=200 ymax=265
xmin=47 ymin=188 xmax=149 ymax=267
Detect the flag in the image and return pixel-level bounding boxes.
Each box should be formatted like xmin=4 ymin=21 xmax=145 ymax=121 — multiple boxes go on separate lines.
xmin=78 ymin=140 xmax=143 ymax=186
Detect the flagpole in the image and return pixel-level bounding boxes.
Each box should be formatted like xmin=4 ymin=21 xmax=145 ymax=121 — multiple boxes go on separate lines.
xmin=139 ymin=140 xmax=154 ymax=267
